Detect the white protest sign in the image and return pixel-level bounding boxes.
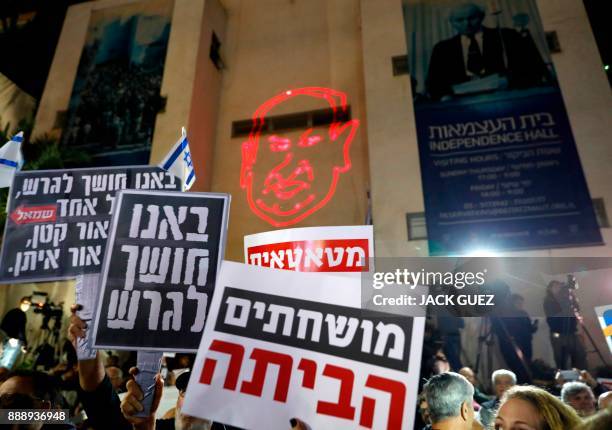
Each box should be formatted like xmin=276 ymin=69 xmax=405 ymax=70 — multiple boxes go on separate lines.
xmin=183 ymin=261 xmax=423 ymax=430
xmin=244 ymin=226 xmax=374 ymax=273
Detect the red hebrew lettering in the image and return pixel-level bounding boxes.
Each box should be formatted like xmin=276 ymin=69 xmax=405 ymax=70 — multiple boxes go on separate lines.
xmin=316 ymin=364 xmax=356 ymax=420
xmin=359 ymin=397 xmax=376 ymax=428
xmin=240 ymin=348 xmax=293 ymax=402
xmin=199 ymin=340 xmax=244 ymax=390
xmin=297 ymin=358 xmax=317 ymax=389
xmin=246 ymin=239 xmax=369 ymax=272
xmin=358 ymin=375 xmax=406 ymax=430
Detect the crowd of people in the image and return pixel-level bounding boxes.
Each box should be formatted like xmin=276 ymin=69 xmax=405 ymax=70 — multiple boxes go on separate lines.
xmin=0 ymin=277 xmax=610 ymax=430
xmin=0 ymin=299 xmax=610 ymax=429
xmin=417 ymin=311 xmax=611 ymax=430
xmin=0 ymin=304 xmax=313 ymax=430
xmin=417 ymin=370 xmax=611 ymax=430
xmin=63 ymin=58 xmax=163 ymax=151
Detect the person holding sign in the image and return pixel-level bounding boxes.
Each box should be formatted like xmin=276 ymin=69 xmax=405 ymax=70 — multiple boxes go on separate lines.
xmin=120 ymin=368 xmax=310 ymax=430
xmin=121 ymin=370 xmax=214 ymax=430
xmin=69 ymin=305 xmax=246 ymax=430
xmin=68 ymin=304 xmax=131 ymax=430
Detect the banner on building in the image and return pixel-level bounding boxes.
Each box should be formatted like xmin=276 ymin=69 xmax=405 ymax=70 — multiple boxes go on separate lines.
xmin=0 ymin=166 xmax=180 ymax=283
xmin=244 ymin=226 xmax=374 ymax=273
xmin=91 ymin=190 xmax=230 ymax=352
xmin=595 ymin=305 xmax=612 ymax=355
xmin=61 ymin=0 xmax=173 ymax=166
xmin=182 ymin=261 xmax=423 ymax=429
xmin=403 ymin=0 xmax=602 ymax=255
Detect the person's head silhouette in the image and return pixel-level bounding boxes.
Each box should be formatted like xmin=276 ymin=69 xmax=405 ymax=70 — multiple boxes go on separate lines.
xmin=449 ymin=3 xmax=486 ymax=36
xmin=240 ymin=87 xmax=359 ymax=227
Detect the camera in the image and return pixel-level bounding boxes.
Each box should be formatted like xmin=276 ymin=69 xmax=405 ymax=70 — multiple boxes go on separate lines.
xmin=33 ymin=302 xmax=64 ymax=331
xmin=25 ymin=292 xmax=64 ymax=331
xmin=32 ymin=302 xmax=64 ymax=318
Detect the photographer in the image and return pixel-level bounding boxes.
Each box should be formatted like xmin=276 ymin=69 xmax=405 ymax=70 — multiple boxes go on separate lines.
xmin=0 ymin=298 xmax=28 ymax=346
xmin=543 ymin=279 xmax=587 ymax=370
xmin=500 ymin=294 xmax=538 ymax=364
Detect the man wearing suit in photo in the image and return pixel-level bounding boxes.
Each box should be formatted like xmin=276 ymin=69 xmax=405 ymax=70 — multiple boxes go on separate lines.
xmin=426 ymin=2 xmax=550 ymax=101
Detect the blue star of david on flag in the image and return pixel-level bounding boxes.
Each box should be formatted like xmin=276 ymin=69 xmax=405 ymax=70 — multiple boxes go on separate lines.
xmin=159 ymin=127 xmax=196 ymax=191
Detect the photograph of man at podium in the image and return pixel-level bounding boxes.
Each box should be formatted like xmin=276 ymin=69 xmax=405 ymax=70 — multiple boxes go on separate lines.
xmin=425 ymin=2 xmax=551 ymax=101
xmin=404 ymin=0 xmax=555 ymax=103
xmin=402 ymin=0 xmax=603 ymax=256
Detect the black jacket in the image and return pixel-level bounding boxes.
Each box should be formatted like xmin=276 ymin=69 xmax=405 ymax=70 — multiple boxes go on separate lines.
xmin=426 ymin=26 xmax=549 ymax=100
xmin=544 ymin=295 xmax=577 ymax=334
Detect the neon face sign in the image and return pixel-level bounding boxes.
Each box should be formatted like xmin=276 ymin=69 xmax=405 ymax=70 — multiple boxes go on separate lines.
xmin=240 ymin=87 xmax=360 ymax=227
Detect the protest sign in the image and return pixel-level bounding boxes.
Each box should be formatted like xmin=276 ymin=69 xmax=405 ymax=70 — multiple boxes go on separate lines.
xmin=595 ymin=305 xmax=612 ymax=355
xmin=183 ymin=261 xmax=423 ymax=430
xmin=244 ymin=226 xmax=373 ymax=272
xmin=91 ymin=190 xmax=230 ymax=352
xmin=0 ymin=166 xmax=180 ymax=283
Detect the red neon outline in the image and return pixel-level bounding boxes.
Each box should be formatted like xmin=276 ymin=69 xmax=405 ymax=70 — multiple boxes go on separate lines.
xmin=240 ymin=87 xmax=359 ymax=227
xmin=261 ymin=156 xmax=313 ymax=200
xmin=268 ymin=135 xmax=291 ymax=152
xmin=297 ymin=129 xmax=323 ymax=148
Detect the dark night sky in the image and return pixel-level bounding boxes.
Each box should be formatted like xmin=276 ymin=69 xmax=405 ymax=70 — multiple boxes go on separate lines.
xmin=583 ymin=0 xmax=611 ymax=85
xmin=0 ymin=0 xmax=88 ymax=98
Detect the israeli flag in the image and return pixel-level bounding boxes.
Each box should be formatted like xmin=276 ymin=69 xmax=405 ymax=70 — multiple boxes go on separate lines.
xmin=159 ymin=127 xmax=196 ymax=191
xmin=0 ymin=131 xmax=24 ymax=188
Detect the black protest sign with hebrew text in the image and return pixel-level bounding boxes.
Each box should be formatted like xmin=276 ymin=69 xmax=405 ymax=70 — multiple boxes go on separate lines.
xmin=216 ymin=287 xmax=412 ymax=371
xmin=92 ymin=190 xmax=230 ymax=352
xmin=0 ymin=166 xmax=180 ymax=283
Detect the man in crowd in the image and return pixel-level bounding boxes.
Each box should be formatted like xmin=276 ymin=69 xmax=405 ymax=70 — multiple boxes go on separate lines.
xmin=0 ymin=369 xmax=74 ymax=429
xmin=500 ymin=294 xmax=538 ymax=364
xmin=68 ymin=304 xmax=234 ymax=430
xmin=121 ymin=369 xmax=213 ymax=430
xmin=0 ymin=298 xmax=29 ymax=346
xmin=459 ymin=367 xmax=494 ymax=405
xmin=106 ymin=365 xmax=125 ymax=393
xmin=562 ymin=381 xmax=597 ymax=417
xmin=599 ymin=391 xmax=612 ymax=410
xmin=416 ymin=391 xmax=432 ymax=430
xmin=437 ymin=315 xmax=464 ymax=371
xmin=555 ymin=368 xmax=609 ymax=399
xmin=423 ymin=372 xmax=476 ymax=430
xmin=120 ymin=363 xmax=314 ymax=430
xmin=544 ymin=279 xmax=588 ymax=369
xmin=477 ymin=369 xmax=516 ymax=428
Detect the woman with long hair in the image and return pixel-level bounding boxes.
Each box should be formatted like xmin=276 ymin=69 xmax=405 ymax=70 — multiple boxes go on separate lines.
xmin=494 ymin=385 xmax=582 ymax=430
